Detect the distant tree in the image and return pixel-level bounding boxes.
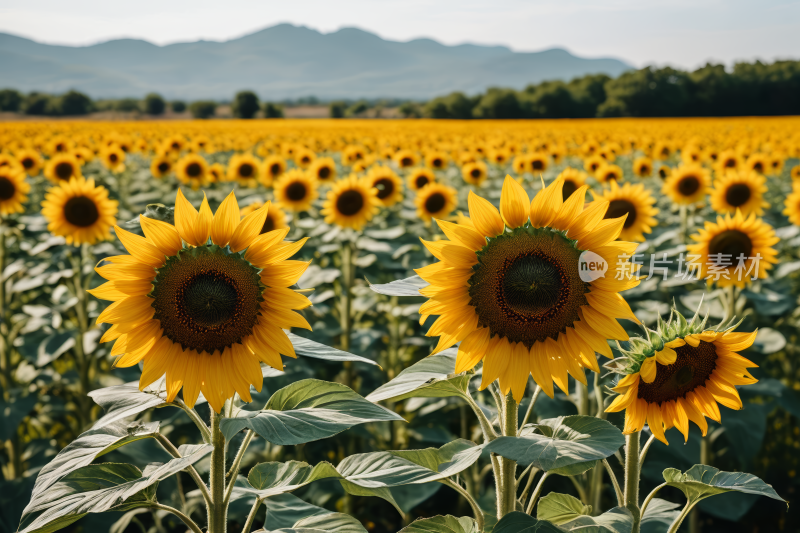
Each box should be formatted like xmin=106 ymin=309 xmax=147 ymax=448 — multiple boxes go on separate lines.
xmin=263 ymin=102 xmax=284 ymax=118
xmin=171 ymin=100 xmax=187 ymax=113
xmin=599 ymin=66 xmax=692 ymax=117
xmin=143 ymin=93 xmax=166 ymax=115
xmin=399 ymin=102 xmax=422 ymax=118
xmin=566 ymin=74 xmax=611 ymax=117
xmin=189 ymin=101 xmax=217 ymax=119
xmin=424 ymin=92 xmax=474 ymax=119
xmin=346 ymin=100 xmax=369 ymax=117
xmin=0 ymin=89 xmax=23 ymax=112
xmin=329 ymin=101 xmax=346 ymax=118
xmin=232 ymin=91 xmax=261 ymax=119
xmin=56 ymin=90 xmax=93 ymax=115
xmin=115 ymin=98 xmax=142 ymax=112
xmin=22 ymin=93 xmax=53 ymax=115
xmin=472 ymin=88 xmax=522 ymax=119
xmin=519 ymin=81 xmax=576 ymax=118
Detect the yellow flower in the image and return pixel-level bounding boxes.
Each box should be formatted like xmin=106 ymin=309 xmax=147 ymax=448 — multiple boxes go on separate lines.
xmin=591 ymin=180 xmax=659 ymax=242
xmin=662 ymin=164 xmax=710 ymax=205
xmin=321 ymin=175 xmax=381 ymax=230
xmin=44 ymin=153 xmax=83 ymax=184
xmin=175 ymin=154 xmax=209 ymax=189
xmin=41 ymin=177 xmax=118 ymax=245
xmin=0 ymin=167 xmax=30 ymax=216
xmin=367 ymin=166 xmax=404 ymax=207
xmin=407 ymin=168 xmax=435 ymax=191
xmin=273 ymin=169 xmax=318 ymax=212
xmin=461 ymin=162 xmax=488 ymax=186
xmin=415 ymin=183 xmax=457 ymax=224
xmin=710 ymin=170 xmax=769 ymax=216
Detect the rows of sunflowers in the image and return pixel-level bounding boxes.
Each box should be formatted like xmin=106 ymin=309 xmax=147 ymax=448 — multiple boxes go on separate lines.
xmin=0 ymin=117 xmax=798 ymax=533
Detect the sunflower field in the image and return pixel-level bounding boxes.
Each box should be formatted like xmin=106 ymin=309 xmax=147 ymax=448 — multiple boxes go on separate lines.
xmin=0 ymin=117 xmax=798 ymax=533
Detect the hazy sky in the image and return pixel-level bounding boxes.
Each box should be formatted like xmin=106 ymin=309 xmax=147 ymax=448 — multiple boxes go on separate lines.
xmin=1 ymin=0 xmax=798 ymax=69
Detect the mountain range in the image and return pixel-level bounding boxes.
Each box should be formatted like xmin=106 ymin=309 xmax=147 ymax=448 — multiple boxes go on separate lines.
xmin=0 ymin=24 xmax=632 ymax=100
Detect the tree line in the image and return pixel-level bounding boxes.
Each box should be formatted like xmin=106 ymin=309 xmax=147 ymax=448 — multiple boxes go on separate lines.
xmin=1 ymin=59 xmax=798 ymax=119
xmin=411 ymin=60 xmax=800 ymax=119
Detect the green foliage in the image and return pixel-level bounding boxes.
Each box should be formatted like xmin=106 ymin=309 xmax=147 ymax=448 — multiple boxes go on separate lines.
xmin=142 ymin=93 xmax=166 ymax=115
xmin=0 ymin=88 xmax=23 ymax=112
xmin=233 ymin=90 xmax=261 ymax=119
xmin=114 ymin=98 xmax=141 ymax=112
xmin=263 ymin=101 xmax=285 ymax=118
xmin=346 ymin=100 xmax=370 ymax=117
xmin=399 ymin=101 xmax=422 ymax=118
xmin=189 ymin=100 xmax=217 ymax=119
xmin=424 ymin=92 xmax=475 ymax=119
xmin=170 ymin=100 xmax=187 ymax=113
xmin=329 ymin=101 xmax=346 ymax=118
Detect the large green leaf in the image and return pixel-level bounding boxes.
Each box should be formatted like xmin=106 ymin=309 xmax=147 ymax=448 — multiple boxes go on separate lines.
xmin=20 ymin=445 xmax=211 ymax=533
xmin=337 ymin=440 xmax=481 ymax=488
xmin=640 ymin=499 xmax=681 ymax=533
xmin=259 ymin=493 xmax=339 ymax=531
xmin=287 ymin=512 xmax=367 ymax=533
xmin=485 ymin=416 xmax=624 ymax=472
xmin=662 ymin=465 xmax=786 ymax=507
xmin=286 ymin=333 xmax=379 ymax=367
xmin=537 ymin=493 xmax=591 ymax=525
xmin=23 ymin=421 xmax=160 ymax=518
xmin=366 ymin=349 xmax=469 ymax=403
xmin=220 ymin=380 xmax=404 ymax=444
xmin=88 ymin=382 xmax=169 ymax=429
xmin=246 ymin=460 xmax=341 ymax=497
xmin=368 ymin=275 xmax=428 ymax=297
xmin=493 ymin=512 xmax=565 ymax=533
xmin=398 ymin=515 xmax=479 ymax=533
xmin=560 ymin=507 xmax=633 ymax=533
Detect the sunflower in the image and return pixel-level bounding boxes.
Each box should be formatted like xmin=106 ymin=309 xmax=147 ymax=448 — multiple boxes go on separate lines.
xmin=584 ymin=155 xmax=604 ymax=174
xmin=0 ymin=167 xmax=30 ymax=216
xmin=662 ymin=164 xmax=710 ymax=205
xmin=633 ymin=157 xmax=653 ymax=178
xmin=745 ymin=153 xmax=769 ymax=174
xmin=16 ymin=149 xmax=43 ymax=176
xmin=73 ymin=147 xmax=95 ymax=165
xmin=321 ymin=175 xmax=381 ymax=230
xmin=175 ymin=154 xmax=209 ymax=190
xmin=687 ymin=210 xmax=779 ymax=288
xmin=294 ymin=148 xmax=316 ymax=168
xmin=342 ymin=145 xmax=367 ymax=166
xmin=416 ymin=175 xmax=639 ymax=401
xmin=790 ymin=165 xmax=800 ymax=181
xmin=394 ymin=149 xmax=419 ymax=169
xmin=607 ymin=306 xmax=758 ymax=444
xmin=367 ymin=165 xmax=404 ymax=207
xmin=710 ymin=170 xmax=769 ymax=216
xmin=273 ymin=169 xmax=318 ymax=212
xmin=595 ymin=163 xmax=623 ymax=184
xmin=309 ymin=157 xmax=337 ymax=183
xmin=415 ymin=183 xmax=457 ymax=223
xmin=512 ymin=157 xmax=530 ymax=175
xmin=0 ymin=155 xmax=22 ymax=173
xmin=227 ymin=154 xmax=261 ymax=187
xmin=100 ymin=145 xmax=126 ymax=172
xmin=592 ymin=181 xmax=659 ymax=242
xmin=557 ymin=167 xmax=588 ymax=200
xmin=208 ymin=163 xmax=226 ymax=183
xmin=715 ymin=150 xmax=740 ymax=174
xmin=425 ymin=151 xmax=448 ymax=170
xmin=241 ymin=201 xmax=288 ymax=234
xmin=41 ymin=177 xmax=118 ymax=245
xmin=44 ymin=153 xmax=83 ymax=183
xmin=782 ymin=189 xmax=800 ymax=226
xmin=261 ymin=155 xmax=286 ymax=186
xmin=407 ymin=168 xmax=435 ymax=191
xmin=88 ymin=190 xmax=312 ymax=413
xmin=150 ymin=156 xmax=173 ymax=179
xmin=528 ymin=153 xmax=549 ymax=173
xmin=462 ymin=161 xmax=488 ymax=186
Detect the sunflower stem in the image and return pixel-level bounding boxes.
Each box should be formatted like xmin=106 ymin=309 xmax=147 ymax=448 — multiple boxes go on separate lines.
xmin=519 ymin=385 xmax=541 ymax=433
xmin=151 ymin=503 xmax=203 ymax=533
xmin=603 ymin=458 xmax=624 ymax=507
xmin=498 ymin=392 xmax=518 ymax=518
xmin=442 ymin=478 xmax=485 ymax=531
xmin=525 ymin=471 xmax=550 ymax=515
xmin=174 ymin=398 xmax=212 ymax=443
xmin=241 ymin=498 xmax=262 ymax=533
xmin=209 ymin=409 xmax=228 ymax=533
xmin=155 ymin=433 xmax=212 ymax=508
xmin=223 ymin=429 xmax=254 ymax=507
xmin=623 ymin=431 xmax=642 ymax=533
xmin=689 ymin=435 xmax=710 ymax=533
xmin=679 ymin=205 xmax=688 ymax=244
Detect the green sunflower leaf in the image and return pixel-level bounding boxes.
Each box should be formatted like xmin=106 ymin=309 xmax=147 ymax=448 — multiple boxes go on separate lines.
xmin=366 ymin=348 xmax=466 ymax=403
xmin=398 ymin=515 xmax=479 ymax=533
xmin=493 ymin=512 xmax=565 ymax=533
xmin=662 ymin=465 xmax=786 ymax=508
xmin=367 ymin=275 xmax=428 ymax=297
xmin=536 ymin=493 xmax=591 ymax=525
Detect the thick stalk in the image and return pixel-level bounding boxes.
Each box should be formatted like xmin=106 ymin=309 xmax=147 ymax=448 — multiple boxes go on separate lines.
xmin=576 ymin=380 xmax=589 ymax=416
xmin=442 ymin=478 xmax=485 ymax=530
xmin=339 ymin=241 xmax=355 ymax=389
xmin=624 ymin=432 xmax=642 ymax=533
xmin=497 ymin=393 xmax=518 ymax=518
xmin=689 ymin=435 xmax=710 ymax=533
xmin=209 ymin=409 xmax=228 ymax=533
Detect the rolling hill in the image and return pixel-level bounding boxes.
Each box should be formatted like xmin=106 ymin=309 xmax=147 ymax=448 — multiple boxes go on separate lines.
xmin=0 ymin=24 xmax=632 ymax=100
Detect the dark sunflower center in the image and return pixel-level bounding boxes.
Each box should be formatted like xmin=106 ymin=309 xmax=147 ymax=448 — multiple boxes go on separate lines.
xmin=55 ymin=162 xmax=74 ymax=180
xmin=109 ymin=153 xmax=118 ymax=163
xmin=433 ymin=158 xmax=443 ymax=168
xmin=637 ymin=340 xmax=718 ymax=404
xmin=336 ymin=190 xmax=365 ymax=216
xmin=186 ymin=162 xmax=202 ymax=178
xmin=725 ymin=183 xmax=751 ymax=207
xmin=239 ymin=163 xmax=254 ymax=178
xmin=374 ymin=178 xmax=394 ymax=199
xmin=63 ymin=196 xmax=100 ymax=227
xmin=260 ymin=215 xmax=275 ymax=234
xmin=401 ymin=157 xmax=412 ymax=167
xmin=639 ymin=164 xmax=651 ymax=174
xmin=470 ymin=169 xmax=482 ymax=179
xmin=286 ymin=182 xmax=307 ymax=201
xmin=424 ymin=192 xmax=446 ymax=214
xmin=158 ymin=162 xmax=170 ymax=173
xmin=270 ymin=163 xmax=282 ymax=176
xmin=724 ymin=158 xmax=736 ymax=168
xmin=415 ymin=176 xmax=430 ymax=189
xmin=708 ymin=230 xmax=753 ymax=262
xmin=301 ymin=156 xmax=310 ymax=164
xmin=318 ymin=166 xmax=331 ymax=179
xmin=152 ymin=246 xmax=263 ymax=354
xmin=658 ymin=168 xmax=669 ymax=179
xmin=21 ymin=157 xmax=34 ymax=169
xmin=532 ymin=160 xmax=544 ymax=170
xmin=469 ymin=228 xmax=589 ymax=347
xmin=562 ymin=180 xmax=578 ymax=201
xmin=605 ymin=200 xmax=637 ymax=229
xmin=0 ymin=177 xmax=16 ymax=200
xmin=753 ymin=162 xmax=763 ymax=173
xmin=677 ymin=176 xmax=699 ymax=196
xmin=603 ymin=170 xmax=618 ymax=181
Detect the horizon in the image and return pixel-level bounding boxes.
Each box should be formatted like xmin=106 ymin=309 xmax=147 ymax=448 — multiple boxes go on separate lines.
xmin=1 ymin=0 xmax=798 ymax=70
